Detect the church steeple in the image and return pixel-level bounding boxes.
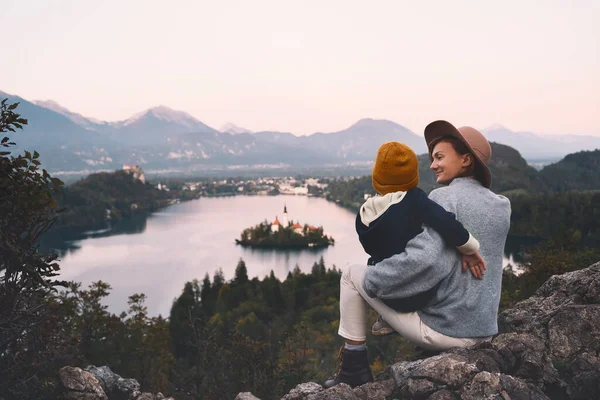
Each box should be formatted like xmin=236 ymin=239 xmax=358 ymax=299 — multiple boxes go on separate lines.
xmin=282 ymin=204 xmax=289 ymax=227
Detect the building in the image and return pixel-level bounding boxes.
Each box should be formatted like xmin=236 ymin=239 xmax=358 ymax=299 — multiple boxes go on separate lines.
xmin=271 ymin=217 xmax=281 ymax=232
xmin=122 ymin=164 xmax=146 ymax=184
xmin=291 ymin=223 xmax=303 ymax=234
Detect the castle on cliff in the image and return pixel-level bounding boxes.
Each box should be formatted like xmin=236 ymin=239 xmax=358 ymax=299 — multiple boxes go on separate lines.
xmin=122 ymin=164 xmax=145 ymax=184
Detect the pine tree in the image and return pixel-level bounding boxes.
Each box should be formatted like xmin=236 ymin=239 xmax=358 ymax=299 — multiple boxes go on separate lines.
xmin=234 ymin=258 xmax=249 ymax=284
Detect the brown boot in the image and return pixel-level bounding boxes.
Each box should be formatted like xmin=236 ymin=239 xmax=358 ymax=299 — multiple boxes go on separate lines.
xmin=324 ymin=346 xmax=374 ymax=389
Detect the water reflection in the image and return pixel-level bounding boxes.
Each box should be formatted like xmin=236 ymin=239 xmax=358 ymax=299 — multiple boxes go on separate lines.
xmin=240 ymin=246 xmax=329 ymax=276
xmin=40 ymin=213 xmax=149 ymax=258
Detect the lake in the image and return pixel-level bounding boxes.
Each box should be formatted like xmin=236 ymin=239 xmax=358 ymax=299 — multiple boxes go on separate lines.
xmin=45 ymin=195 xmax=528 ymax=317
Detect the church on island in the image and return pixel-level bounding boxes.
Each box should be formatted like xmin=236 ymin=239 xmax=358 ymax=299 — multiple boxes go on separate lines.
xmin=236 ymin=204 xmax=334 ymax=249
xmin=270 ymin=205 xmax=317 ymax=235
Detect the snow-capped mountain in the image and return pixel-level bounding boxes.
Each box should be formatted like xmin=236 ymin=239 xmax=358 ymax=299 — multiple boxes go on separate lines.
xmin=220 ymin=122 xmax=252 ymax=135
xmin=119 ymin=106 xmax=206 ymax=130
xmin=110 ymin=106 xmax=219 ymax=145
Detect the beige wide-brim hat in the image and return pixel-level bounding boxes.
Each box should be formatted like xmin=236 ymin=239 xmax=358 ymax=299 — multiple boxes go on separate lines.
xmin=424 ymin=120 xmax=492 ymax=189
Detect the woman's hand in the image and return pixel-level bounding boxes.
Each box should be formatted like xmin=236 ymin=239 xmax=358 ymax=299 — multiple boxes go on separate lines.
xmin=461 ymin=252 xmax=486 ymax=279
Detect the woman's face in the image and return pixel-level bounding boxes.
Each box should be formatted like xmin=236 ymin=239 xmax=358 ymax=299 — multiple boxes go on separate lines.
xmin=430 ymin=141 xmax=472 ymax=185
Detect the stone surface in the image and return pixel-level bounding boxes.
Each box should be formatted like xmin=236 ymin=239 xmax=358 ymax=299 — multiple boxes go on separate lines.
xmin=492 ymin=333 xmax=560 ymax=388
xmin=114 ymin=377 xmax=141 ymax=400
xmin=283 ymin=382 xmax=324 ymax=399
xmin=235 ymin=392 xmax=262 ymax=400
xmin=400 ymin=378 xmax=438 ymax=399
xmin=84 ymin=365 xmax=119 ymax=394
xmin=427 ymin=389 xmax=458 ymax=400
xmin=499 ymin=262 xmax=600 ymax=399
xmin=498 ymin=374 xmax=550 ymax=400
xmin=60 ymin=365 xmax=176 ymax=400
xmin=352 ymin=379 xmax=395 ymax=400
xmin=59 ymin=366 xmax=108 ymax=400
xmin=411 ymin=354 xmax=478 ymax=388
xmin=459 ymin=371 xmax=501 ymax=400
xmin=305 ymin=383 xmax=356 ymax=400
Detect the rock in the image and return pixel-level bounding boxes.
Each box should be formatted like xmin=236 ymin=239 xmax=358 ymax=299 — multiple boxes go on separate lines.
xmin=59 ymin=365 xmax=175 ymax=400
xmin=352 ymin=379 xmax=395 ymax=400
xmin=445 ymin=341 xmax=504 ymax=373
xmin=84 ymin=365 xmax=119 ymax=394
xmin=427 ymin=390 xmax=458 ymax=400
xmin=492 ymin=333 xmax=560 ymax=387
xmin=412 ymin=354 xmax=478 ymax=388
xmin=498 ymin=374 xmax=550 ymax=400
xmin=114 ymin=377 xmax=141 ymax=400
xmin=58 ymin=366 xmax=108 ymax=400
xmin=459 ymin=371 xmax=501 ymax=400
xmin=306 ymin=383 xmax=357 ymax=400
xmin=400 ymin=378 xmax=439 ymax=399
xmin=235 ymin=392 xmax=261 ymax=400
xmin=499 ymin=263 xmax=600 ymax=341
xmin=499 ymin=262 xmax=600 ymax=398
xmin=283 ymin=382 xmax=324 ymax=399
xmin=83 ymin=365 xmax=142 ymax=400
xmin=389 ymin=358 xmax=425 ymax=388
xmin=547 ymin=305 xmax=600 ymax=360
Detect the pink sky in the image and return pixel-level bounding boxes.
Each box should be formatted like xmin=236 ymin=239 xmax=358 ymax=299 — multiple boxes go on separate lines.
xmin=1 ymin=0 xmax=599 ymax=136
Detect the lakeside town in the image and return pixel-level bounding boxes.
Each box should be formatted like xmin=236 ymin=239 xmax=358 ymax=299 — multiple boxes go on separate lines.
xmin=150 ymin=170 xmax=368 ymax=200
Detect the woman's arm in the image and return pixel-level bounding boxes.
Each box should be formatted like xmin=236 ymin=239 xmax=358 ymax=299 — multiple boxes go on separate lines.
xmin=362 ymin=188 xmax=458 ymax=299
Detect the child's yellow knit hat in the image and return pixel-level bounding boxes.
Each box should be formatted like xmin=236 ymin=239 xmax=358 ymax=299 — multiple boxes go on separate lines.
xmin=372 ymin=142 xmax=419 ymax=195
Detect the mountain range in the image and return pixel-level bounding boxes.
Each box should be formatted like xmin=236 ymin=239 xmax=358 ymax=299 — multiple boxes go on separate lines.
xmin=2 ymin=90 xmax=599 ymax=174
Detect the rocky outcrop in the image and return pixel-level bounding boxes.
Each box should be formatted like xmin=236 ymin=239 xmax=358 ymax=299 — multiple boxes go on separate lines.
xmin=242 ymin=262 xmax=600 ymax=400
xmin=58 ymin=365 xmax=174 ymax=400
xmin=59 ymin=366 xmax=108 ymax=400
xmin=499 ymin=262 xmax=600 ymax=400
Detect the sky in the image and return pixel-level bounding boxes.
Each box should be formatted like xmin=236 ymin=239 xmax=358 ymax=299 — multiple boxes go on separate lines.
xmin=1 ymin=0 xmax=599 ymax=136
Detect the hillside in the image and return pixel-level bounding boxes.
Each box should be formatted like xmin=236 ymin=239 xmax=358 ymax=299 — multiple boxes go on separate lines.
xmin=52 ymin=170 xmax=184 ymax=230
xmin=540 ymin=149 xmax=600 ymax=191
xmin=486 ymin=142 xmax=548 ymax=194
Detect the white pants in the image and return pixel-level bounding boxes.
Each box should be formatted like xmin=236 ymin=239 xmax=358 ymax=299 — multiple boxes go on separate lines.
xmin=338 ymin=264 xmax=490 ymax=351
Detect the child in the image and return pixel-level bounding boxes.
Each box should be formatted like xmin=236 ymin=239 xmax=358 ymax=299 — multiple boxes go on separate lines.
xmin=356 ymin=141 xmax=486 ymax=336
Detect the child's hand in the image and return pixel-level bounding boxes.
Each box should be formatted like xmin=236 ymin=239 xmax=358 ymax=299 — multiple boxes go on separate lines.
xmin=462 ymin=252 xmax=486 ymax=279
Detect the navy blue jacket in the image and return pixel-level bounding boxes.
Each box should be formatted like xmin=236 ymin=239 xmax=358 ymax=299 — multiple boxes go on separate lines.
xmin=355 ymin=187 xmax=471 ymax=312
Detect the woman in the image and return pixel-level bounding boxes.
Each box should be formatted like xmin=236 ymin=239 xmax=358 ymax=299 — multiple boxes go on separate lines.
xmin=324 ymin=120 xmax=511 ymax=389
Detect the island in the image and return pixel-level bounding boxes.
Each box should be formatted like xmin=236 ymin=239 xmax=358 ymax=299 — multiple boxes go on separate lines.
xmin=235 ymin=205 xmax=335 ymax=249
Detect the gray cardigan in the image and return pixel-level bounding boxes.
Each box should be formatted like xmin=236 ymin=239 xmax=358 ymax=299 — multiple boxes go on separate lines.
xmin=363 ymin=177 xmax=511 ymax=338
